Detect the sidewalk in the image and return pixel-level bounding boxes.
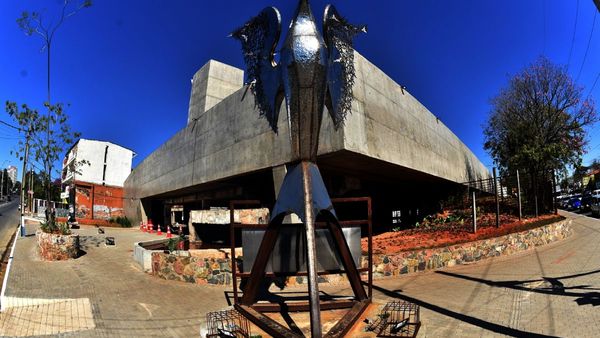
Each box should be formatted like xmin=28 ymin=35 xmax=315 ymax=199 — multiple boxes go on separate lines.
xmin=0 ymin=225 xmax=230 ymax=337
xmin=0 ymin=212 xmax=598 ymax=337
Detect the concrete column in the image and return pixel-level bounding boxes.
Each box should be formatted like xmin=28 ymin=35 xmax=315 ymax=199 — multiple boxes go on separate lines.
xmin=272 ymin=165 xmax=300 ymax=224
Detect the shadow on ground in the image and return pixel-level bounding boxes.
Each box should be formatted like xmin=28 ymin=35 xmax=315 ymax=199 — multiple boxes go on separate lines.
xmin=436 ymin=268 xmax=600 ymax=307
xmin=369 ymin=283 xmax=559 ymax=338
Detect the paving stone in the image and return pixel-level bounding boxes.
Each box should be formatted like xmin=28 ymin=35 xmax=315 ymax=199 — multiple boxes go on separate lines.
xmin=0 ymin=211 xmax=598 ymax=337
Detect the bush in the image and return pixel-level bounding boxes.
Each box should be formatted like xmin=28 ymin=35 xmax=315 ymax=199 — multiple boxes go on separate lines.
xmin=40 ymin=219 xmax=71 ymax=235
xmin=167 ymin=237 xmax=180 ymax=253
xmin=109 ymin=216 xmax=132 ymax=228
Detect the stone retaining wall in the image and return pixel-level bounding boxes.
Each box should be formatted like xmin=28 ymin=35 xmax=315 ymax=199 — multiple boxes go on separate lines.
xmin=367 ymin=218 xmax=572 ymax=278
xmin=150 ymin=218 xmax=572 ymax=285
xmin=151 ymin=252 xmax=232 ymax=285
xmin=36 ymin=230 xmax=80 ymax=260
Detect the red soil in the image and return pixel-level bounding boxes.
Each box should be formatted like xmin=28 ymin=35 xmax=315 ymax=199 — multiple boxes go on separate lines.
xmin=362 ymin=213 xmax=563 ymax=255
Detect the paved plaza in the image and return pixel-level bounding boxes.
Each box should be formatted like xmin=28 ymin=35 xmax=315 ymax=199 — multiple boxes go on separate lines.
xmin=0 ymin=210 xmax=598 ymax=337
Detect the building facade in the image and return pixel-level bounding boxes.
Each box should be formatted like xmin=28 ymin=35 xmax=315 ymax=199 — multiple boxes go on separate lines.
xmin=124 ymin=54 xmax=491 ymax=238
xmin=62 ymin=139 xmax=135 ymax=220
xmin=6 ymin=166 xmax=17 ymax=186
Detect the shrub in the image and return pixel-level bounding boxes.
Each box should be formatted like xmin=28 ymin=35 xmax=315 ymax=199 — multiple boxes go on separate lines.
xmin=109 ymin=216 xmax=132 ymax=228
xmin=40 ymin=219 xmax=71 ymax=235
xmin=167 ymin=237 xmax=180 ymax=253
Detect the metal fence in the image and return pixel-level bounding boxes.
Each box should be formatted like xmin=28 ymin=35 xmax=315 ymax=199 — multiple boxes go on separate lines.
xmin=31 ymin=198 xmax=69 ymax=218
xmin=441 ymin=169 xmax=557 ymax=233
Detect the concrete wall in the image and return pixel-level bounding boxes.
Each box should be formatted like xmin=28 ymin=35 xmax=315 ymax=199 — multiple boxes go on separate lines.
xmin=345 ymin=53 xmax=489 ymax=183
xmin=187 ymin=60 xmax=244 ymax=124
xmin=64 ymin=139 xmax=134 ymax=187
xmin=125 ymin=54 xmax=490 ymax=223
xmin=74 ymin=183 xmax=124 ymax=220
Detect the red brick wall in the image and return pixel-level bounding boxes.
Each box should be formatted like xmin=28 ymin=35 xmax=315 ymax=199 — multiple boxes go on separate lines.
xmin=74 ymin=181 xmax=124 ymax=220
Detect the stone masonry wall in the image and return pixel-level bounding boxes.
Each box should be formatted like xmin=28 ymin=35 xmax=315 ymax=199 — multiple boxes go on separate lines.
xmin=365 ymin=218 xmax=572 ymax=278
xmin=150 ymin=219 xmax=572 ymax=285
xmin=36 ymin=230 xmax=80 ymax=261
xmin=151 ymin=252 xmax=232 ymax=285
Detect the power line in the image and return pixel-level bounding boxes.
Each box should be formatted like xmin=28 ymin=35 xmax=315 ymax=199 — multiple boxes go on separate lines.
xmin=576 ymin=12 xmax=597 ymax=82
xmin=0 ymin=120 xmax=21 ymax=131
xmin=567 ymin=0 xmax=580 ymax=70
xmin=586 ymin=71 xmax=600 ymax=98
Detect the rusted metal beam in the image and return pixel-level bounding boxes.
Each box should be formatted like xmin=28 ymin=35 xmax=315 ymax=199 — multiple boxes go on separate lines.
xmin=367 ymin=197 xmax=373 ymax=299
xmin=324 ymin=299 xmax=371 ymax=338
xmin=301 ymin=161 xmax=323 ymax=338
xmin=325 ymin=218 xmax=368 ymax=301
xmin=235 ymin=304 xmax=302 ymax=338
xmin=240 ymin=218 xmax=282 ymax=305
xmin=252 ymin=299 xmax=357 ymax=313
xmin=236 ymin=267 xmax=369 ymax=278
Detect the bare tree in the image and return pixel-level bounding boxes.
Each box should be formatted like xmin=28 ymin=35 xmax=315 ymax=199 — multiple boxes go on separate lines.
xmin=16 ymin=0 xmax=92 ymax=221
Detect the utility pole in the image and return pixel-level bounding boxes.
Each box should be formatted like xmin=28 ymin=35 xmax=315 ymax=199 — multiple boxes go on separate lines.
xmin=29 ymin=168 xmax=34 ymax=214
xmin=20 ymin=126 xmax=32 ymax=237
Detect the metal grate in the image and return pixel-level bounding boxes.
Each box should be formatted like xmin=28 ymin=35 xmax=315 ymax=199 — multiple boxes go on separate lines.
xmin=375 ymin=301 xmax=421 ymax=337
xmin=205 ymin=309 xmax=251 ymax=338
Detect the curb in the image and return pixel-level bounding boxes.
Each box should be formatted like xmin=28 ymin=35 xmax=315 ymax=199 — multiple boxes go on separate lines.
xmin=0 ymin=218 xmax=21 ymax=312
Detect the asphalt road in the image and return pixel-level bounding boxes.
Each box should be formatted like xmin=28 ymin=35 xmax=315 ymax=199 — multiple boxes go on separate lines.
xmin=0 ymin=198 xmax=19 ymax=256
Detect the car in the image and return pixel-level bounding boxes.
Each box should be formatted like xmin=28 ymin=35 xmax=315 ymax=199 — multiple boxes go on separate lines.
xmin=591 ymin=197 xmax=600 ymax=217
xmin=568 ymin=196 xmax=582 ymax=210
xmin=581 ymin=193 xmax=594 ymax=211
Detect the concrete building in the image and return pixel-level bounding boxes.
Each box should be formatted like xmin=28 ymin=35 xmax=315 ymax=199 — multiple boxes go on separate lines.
xmin=62 ymin=139 xmax=135 ymax=220
xmin=6 ymin=166 xmax=17 ymax=185
xmin=124 ymin=54 xmax=490 ymax=239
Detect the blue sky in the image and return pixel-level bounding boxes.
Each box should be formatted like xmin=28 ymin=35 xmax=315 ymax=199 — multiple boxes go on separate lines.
xmin=1 ymin=0 xmax=599 ymax=181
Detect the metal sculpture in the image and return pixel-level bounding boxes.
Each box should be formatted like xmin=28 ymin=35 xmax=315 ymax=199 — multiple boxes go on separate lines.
xmin=231 ymin=1 xmax=366 ymax=337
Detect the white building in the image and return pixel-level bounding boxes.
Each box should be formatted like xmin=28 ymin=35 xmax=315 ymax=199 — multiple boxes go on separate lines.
xmin=62 ymin=139 xmax=135 ymax=187
xmin=6 ymin=166 xmax=17 ymax=185
xmin=62 ymin=139 xmax=135 ymax=220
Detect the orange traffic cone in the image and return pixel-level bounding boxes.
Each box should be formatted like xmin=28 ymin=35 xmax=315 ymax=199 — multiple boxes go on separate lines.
xmin=166 ymin=226 xmax=172 ymax=238
xmin=148 ymin=219 xmax=153 ymax=234
xmin=157 ymin=224 xmax=162 ymax=235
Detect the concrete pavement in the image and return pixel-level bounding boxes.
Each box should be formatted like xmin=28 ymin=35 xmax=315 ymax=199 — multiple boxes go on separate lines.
xmin=0 ymin=211 xmax=598 ymax=337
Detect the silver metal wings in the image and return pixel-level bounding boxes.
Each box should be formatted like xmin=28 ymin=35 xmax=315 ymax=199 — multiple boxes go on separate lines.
xmin=231 ymin=1 xmax=365 ymax=152
xmin=230 ymin=7 xmax=284 ymax=132
xmin=323 ymin=4 xmax=367 ymax=129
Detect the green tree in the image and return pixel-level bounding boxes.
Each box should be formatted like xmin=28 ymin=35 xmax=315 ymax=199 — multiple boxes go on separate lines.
xmin=6 ymin=102 xmax=80 ymax=221
xmin=484 ymin=57 xmax=598 ymax=175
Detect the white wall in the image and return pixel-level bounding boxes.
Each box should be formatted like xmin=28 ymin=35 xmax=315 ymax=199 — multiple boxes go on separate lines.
xmin=64 ymin=139 xmax=133 ymax=187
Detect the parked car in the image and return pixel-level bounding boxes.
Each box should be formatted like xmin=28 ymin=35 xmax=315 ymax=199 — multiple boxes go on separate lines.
xmin=568 ymin=196 xmax=582 ymax=210
xmin=591 ymin=197 xmax=600 ymax=217
xmin=581 ymin=193 xmax=594 ymax=211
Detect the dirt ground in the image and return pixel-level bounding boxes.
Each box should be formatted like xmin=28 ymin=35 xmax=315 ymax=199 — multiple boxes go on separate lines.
xmin=362 ymin=213 xmax=562 ymax=254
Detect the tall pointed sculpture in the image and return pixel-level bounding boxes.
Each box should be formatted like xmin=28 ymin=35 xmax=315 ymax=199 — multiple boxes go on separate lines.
xmin=231 ymin=1 xmax=366 ymax=336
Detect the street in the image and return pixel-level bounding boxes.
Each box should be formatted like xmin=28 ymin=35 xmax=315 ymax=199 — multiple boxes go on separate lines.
xmin=0 ymin=199 xmax=19 ymax=261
